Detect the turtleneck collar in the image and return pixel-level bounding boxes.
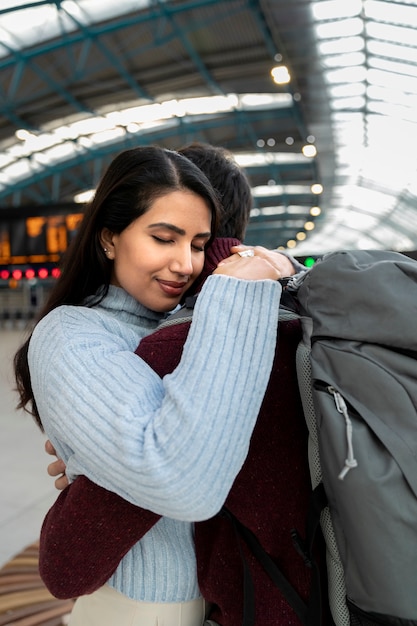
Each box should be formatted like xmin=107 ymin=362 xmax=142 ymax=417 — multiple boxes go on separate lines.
xmin=96 ymin=284 xmax=167 ymax=330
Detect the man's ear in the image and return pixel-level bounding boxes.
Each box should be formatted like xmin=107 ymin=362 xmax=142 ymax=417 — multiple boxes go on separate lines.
xmin=100 ymin=228 xmax=115 ymax=259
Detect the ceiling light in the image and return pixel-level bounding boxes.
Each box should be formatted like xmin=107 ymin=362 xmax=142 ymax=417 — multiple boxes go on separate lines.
xmin=302 ymin=144 xmax=317 ymax=157
xmin=311 ymin=184 xmax=323 ymax=194
xmin=271 ymin=65 xmax=291 ymax=85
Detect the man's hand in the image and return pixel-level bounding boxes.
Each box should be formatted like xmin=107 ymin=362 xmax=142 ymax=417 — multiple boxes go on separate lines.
xmin=45 ymin=439 xmax=69 ymax=491
xmin=230 ymin=245 xmax=297 ymax=277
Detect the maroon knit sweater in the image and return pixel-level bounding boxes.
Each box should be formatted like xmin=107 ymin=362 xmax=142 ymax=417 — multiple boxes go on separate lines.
xmin=39 ymin=238 xmax=314 ymax=625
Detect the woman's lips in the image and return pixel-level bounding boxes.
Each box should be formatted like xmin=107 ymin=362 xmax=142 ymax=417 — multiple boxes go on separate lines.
xmin=157 ymin=279 xmax=188 ymax=297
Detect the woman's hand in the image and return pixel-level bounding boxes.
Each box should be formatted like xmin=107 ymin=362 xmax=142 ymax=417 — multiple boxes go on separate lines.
xmin=214 ymin=247 xmax=281 ymax=281
xmin=230 ymin=245 xmax=297 ymax=276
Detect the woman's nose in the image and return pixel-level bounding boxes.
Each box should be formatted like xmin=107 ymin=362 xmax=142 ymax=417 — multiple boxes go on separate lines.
xmin=171 ymin=245 xmax=194 ymax=275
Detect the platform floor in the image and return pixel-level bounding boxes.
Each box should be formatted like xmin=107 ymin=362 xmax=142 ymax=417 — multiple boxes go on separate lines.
xmin=0 ymin=328 xmax=57 ymax=567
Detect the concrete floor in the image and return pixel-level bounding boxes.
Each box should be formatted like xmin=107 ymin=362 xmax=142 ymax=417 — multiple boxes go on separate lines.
xmin=0 ymin=328 xmax=57 ymax=567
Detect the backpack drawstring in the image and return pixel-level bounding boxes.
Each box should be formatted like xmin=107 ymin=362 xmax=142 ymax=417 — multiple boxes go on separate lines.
xmin=328 ymin=386 xmax=358 ymax=480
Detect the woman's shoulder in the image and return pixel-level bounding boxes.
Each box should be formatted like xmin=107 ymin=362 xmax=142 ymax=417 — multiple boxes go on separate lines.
xmin=31 ymin=300 xmax=144 ymax=356
xmin=35 ymin=303 xmax=98 ymax=334
xmin=29 ymin=306 xmax=92 ymax=358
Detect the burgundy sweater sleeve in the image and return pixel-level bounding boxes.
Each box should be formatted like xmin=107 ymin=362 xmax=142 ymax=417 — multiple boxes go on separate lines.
xmin=39 ymin=323 xmax=191 ymax=599
xmin=39 ymin=476 xmax=161 ymax=599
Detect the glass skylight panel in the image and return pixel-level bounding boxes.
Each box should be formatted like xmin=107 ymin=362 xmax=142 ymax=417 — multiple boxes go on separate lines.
xmin=263 ymin=206 xmax=311 ymax=216
xmin=0 ymin=0 xmax=154 ymax=57
xmin=43 ymin=142 xmax=75 ymax=162
xmin=0 ymin=155 xmax=14 ymax=168
xmin=366 ymin=116 xmax=415 ymax=143
xmin=1 ymin=0 xmax=31 ymax=8
xmin=33 ymin=152 xmax=51 ymax=166
xmin=318 ymin=36 xmax=364 ymax=55
xmin=315 ymin=18 xmax=363 ymax=40
xmin=235 ymin=153 xmax=307 ymax=167
xmin=259 ymin=207 xmax=291 ymax=216
xmin=311 ymin=0 xmax=362 ymax=20
xmin=367 ymin=22 xmax=417 ymax=46
xmin=331 ymin=96 xmax=365 ymax=110
xmin=252 ymin=185 xmax=312 ymax=197
xmin=321 ymin=52 xmax=365 ymax=69
xmin=288 ymin=206 xmax=314 ymax=214
xmin=332 ymin=133 xmax=365 ymax=150
xmin=351 ymin=187 xmax=398 ymax=214
xmin=239 ymin=94 xmax=293 ymax=109
xmin=332 ymin=111 xmax=365 ymax=123
xmin=368 ymin=68 xmax=417 ymax=94
xmin=332 ymin=124 xmax=365 ymax=140
xmin=89 ymin=127 xmax=126 ymax=145
xmin=78 ymin=136 xmax=93 ymax=148
xmin=70 ymin=116 xmax=124 ymax=135
xmin=181 ymin=95 xmax=238 ymax=114
xmin=369 ymin=223 xmax=415 ymax=251
xmin=12 ymin=133 xmax=58 ymax=156
xmin=368 ymin=100 xmax=417 ymax=123
xmin=63 ymin=0 xmax=151 ymax=24
xmin=369 ymin=57 xmax=417 ymax=79
xmin=328 ymin=82 xmax=366 ymax=98
xmin=367 ymin=85 xmax=417 ymax=109
xmin=3 ymin=160 xmax=32 ymax=181
xmin=365 ymin=162 xmax=413 ymax=194
xmin=367 ymin=40 xmax=417 ymax=65
xmin=343 ymin=210 xmax=379 ymax=231
xmin=392 ymin=205 xmax=417 ymax=231
xmin=324 ymin=66 xmax=367 ymax=84
xmin=364 ymin=0 xmax=417 ymax=27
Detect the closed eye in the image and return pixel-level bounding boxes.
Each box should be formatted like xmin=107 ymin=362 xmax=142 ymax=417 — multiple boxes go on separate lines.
xmin=153 ymin=236 xmax=173 ymax=245
xmin=153 ymin=235 xmax=205 ymax=252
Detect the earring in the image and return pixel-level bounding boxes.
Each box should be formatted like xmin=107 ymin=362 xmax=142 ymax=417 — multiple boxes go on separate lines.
xmin=103 ymin=248 xmax=108 ymax=253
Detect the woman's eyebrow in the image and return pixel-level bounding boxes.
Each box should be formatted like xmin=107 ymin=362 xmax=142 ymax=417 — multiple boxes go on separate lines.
xmin=147 ymin=222 xmax=211 ymax=238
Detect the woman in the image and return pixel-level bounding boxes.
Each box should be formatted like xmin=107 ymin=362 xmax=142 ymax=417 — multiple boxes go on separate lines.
xmin=14 ymin=145 xmax=283 ymax=626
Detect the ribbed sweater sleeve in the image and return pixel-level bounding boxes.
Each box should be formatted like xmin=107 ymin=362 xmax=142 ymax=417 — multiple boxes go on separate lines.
xmin=29 ymin=275 xmax=281 ymax=521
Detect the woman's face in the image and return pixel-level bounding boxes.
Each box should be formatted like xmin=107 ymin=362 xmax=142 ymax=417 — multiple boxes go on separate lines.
xmin=102 ymin=190 xmax=212 ymax=312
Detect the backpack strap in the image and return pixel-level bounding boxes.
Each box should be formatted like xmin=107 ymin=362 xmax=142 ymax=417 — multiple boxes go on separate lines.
xmin=158 ymin=295 xmax=197 ymax=329
xmin=222 ymin=505 xmax=327 ymax=626
xmin=291 ymin=483 xmax=331 ymax=626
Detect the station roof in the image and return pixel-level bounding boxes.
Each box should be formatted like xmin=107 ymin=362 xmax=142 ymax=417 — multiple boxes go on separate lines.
xmin=1 ymin=0 xmax=416 ymax=254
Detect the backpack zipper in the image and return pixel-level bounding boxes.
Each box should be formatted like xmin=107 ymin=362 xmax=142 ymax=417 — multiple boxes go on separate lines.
xmin=326 ymin=386 xmax=358 ymax=480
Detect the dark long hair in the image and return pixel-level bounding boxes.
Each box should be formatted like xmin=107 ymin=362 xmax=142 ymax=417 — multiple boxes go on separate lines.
xmin=14 ymin=145 xmax=220 ymax=428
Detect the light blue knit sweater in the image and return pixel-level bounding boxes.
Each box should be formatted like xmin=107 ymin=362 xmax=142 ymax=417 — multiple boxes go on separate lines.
xmin=29 ymin=274 xmax=281 ymax=602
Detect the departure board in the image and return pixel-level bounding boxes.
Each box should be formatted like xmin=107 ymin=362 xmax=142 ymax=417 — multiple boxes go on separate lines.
xmin=0 ymin=207 xmax=84 ymax=266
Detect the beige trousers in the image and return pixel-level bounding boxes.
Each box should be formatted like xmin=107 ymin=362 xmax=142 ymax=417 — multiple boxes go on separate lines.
xmin=68 ymin=584 xmax=207 ymax=626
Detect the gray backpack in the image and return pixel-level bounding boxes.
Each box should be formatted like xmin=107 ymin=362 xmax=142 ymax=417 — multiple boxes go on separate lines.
xmin=292 ymin=249 xmax=417 ymax=626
